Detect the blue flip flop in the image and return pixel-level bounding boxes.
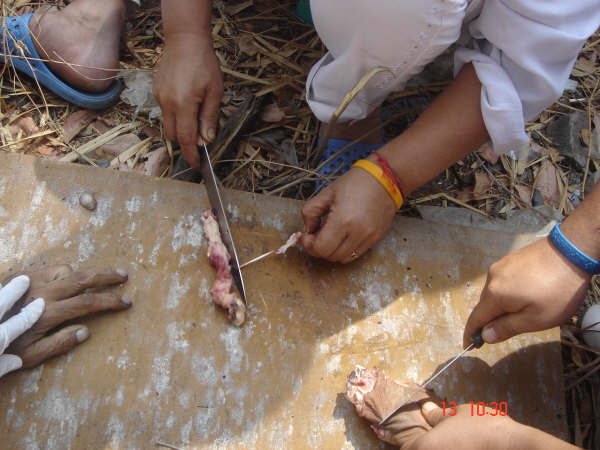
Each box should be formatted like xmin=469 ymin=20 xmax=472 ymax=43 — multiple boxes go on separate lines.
xmin=1 ymin=14 xmax=121 ymax=109
xmin=316 ymin=138 xmax=384 ymax=189
xmin=316 ymin=96 xmax=429 ymax=189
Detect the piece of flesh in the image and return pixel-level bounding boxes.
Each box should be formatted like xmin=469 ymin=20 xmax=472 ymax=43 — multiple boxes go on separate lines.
xmin=201 ymin=210 xmax=246 ymax=326
xmin=275 ymin=231 xmax=303 ymax=255
xmin=345 ymin=366 xmax=434 ymax=446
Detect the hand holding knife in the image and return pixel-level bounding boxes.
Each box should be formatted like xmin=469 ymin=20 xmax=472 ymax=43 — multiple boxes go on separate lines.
xmin=378 ymin=329 xmax=485 ymax=427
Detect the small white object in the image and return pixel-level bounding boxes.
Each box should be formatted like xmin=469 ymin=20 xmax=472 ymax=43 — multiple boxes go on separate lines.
xmin=0 ymin=276 xmax=45 ymax=378
xmin=581 ymin=304 xmax=600 ymax=349
xmin=79 ymin=192 xmax=97 ymax=211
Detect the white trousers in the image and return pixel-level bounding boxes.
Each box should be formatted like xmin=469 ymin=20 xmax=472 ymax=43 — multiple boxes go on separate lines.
xmin=306 ymin=0 xmax=476 ymax=123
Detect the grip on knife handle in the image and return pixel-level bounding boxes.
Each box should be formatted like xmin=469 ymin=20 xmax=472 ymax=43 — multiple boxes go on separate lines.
xmin=471 ymin=330 xmax=484 ymax=349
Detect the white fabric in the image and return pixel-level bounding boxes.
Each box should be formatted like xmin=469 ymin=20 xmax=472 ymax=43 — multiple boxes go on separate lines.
xmin=0 ymin=276 xmax=45 ymax=378
xmin=455 ymin=0 xmax=600 ymax=154
xmin=307 ymin=0 xmax=600 ymax=154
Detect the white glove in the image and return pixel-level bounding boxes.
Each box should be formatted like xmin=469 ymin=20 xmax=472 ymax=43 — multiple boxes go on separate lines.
xmin=0 ymin=275 xmax=45 ymax=378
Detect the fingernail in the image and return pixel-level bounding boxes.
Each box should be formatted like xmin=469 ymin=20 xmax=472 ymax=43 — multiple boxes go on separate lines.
xmin=121 ymin=297 xmax=132 ymax=305
xmin=208 ymin=128 xmax=216 ymax=141
xmin=116 ymin=269 xmax=128 ymax=277
xmin=76 ymin=327 xmax=90 ymax=343
xmin=482 ymin=326 xmax=497 ymax=343
xmin=422 ymin=402 xmax=438 ymax=413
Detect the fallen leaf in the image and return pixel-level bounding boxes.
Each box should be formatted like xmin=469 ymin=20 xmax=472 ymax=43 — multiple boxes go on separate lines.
xmin=514 ymin=184 xmax=532 ymax=206
xmin=237 ymin=35 xmax=258 ymax=57
xmin=90 ymin=119 xmax=111 ymax=134
xmin=31 ymin=143 xmax=57 ymax=158
xmin=456 ymin=187 xmax=474 ymax=202
xmin=142 ymin=126 xmax=161 ymax=138
xmin=63 ymin=110 xmax=97 ymax=143
xmin=473 ymin=170 xmax=492 ymax=195
xmin=10 ymin=115 xmax=39 ymax=137
xmin=477 ymin=142 xmax=499 ymax=164
xmin=97 ymin=133 xmax=142 ymax=157
xmin=261 ymin=103 xmax=285 ymax=123
xmin=144 ymin=146 xmax=169 ymax=177
xmin=534 ymin=160 xmax=560 ymax=207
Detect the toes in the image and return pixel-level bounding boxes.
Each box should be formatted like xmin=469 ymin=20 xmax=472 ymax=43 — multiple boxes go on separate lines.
xmin=19 ymin=325 xmax=89 ymax=369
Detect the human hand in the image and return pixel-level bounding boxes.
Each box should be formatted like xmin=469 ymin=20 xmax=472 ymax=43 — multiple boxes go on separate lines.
xmin=0 ymin=276 xmax=44 ymax=378
xmin=301 ymin=167 xmax=396 ymax=263
xmin=394 ymin=402 xmax=519 ymax=450
xmin=153 ymin=33 xmax=224 ymax=167
xmin=463 ymin=237 xmax=591 ymax=348
xmin=3 ymin=265 xmax=131 ymax=370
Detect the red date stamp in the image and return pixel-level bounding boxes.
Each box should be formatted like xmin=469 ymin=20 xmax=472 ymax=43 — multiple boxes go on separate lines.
xmin=441 ymin=401 xmax=508 ymax=417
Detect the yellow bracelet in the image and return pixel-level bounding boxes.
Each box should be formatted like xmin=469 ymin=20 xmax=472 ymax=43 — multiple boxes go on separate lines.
xmin=352 ymin=159 xmax=404 ymax=210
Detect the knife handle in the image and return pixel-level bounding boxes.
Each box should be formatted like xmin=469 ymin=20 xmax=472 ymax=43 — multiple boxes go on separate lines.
xmin=470 ymin=329 xmax=484 ymax=349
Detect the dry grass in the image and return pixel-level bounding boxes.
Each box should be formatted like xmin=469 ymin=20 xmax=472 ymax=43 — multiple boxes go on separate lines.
xmin=0 ymin=0 xmax=599 ymax=447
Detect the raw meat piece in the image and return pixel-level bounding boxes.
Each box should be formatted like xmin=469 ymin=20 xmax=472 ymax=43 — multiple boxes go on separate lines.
xmin=275 ymin=231 xmax=303 ymax=255
xmin=201 ymin=210 xmax=246 ymax=326
xmin=346 ymin=366 xmax=434 ymax=446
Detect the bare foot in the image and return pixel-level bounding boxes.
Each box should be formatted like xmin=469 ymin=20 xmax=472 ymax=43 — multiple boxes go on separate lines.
xmin=345 ymin=366 xmax=435 ymax=446
xmin=28 ymin=0 xmax=126 ymax=92
xmin=320 ymin=108 xmax=383 ymax=144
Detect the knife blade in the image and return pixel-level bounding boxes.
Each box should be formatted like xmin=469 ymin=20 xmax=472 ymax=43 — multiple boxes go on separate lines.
xmin=378 ymin=330 xmax=484 ymax=427
xmin=198 ymin=142 xmax=247 ymax=304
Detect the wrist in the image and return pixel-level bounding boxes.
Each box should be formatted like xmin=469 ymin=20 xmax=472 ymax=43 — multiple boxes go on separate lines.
xmin=560 ymin=215 xmax=600 ymax=262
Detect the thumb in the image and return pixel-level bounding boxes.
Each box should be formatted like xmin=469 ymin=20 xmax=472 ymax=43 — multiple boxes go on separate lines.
xmin=199 ymin=85 xmax=222 ymax=143
xmin=481 ymin=311 xmax=530 ymax=344
xmin=0 ymin=354 xmax=23 ymax=378
xmin=421 ymin=401 xmax=445 ymax=427
xmin=302 ymin=188 xmax=334 ymax=233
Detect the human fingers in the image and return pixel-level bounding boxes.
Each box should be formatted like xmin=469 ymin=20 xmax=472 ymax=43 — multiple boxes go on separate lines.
xmin=462 ymin=278 xmax=507 ymax=348
xmin=330 ymin=232 xmax=363 ymax=263
xmin=303 ymin=215 xmax=348 ymax=260
xmin=0 ymin=354 xmax=22 ymax=378
xmin=18 ymin=325 xmax=89 ymax=369
xmin=24 ymin=264 xmax=73 ymax=288
xmin=2 ymin=265 xmax=73 ymax=287
xmin=0 ymin=275 xmax=30 ymax=319
xmin=27 ymin=269 xmax=128 ymax=304
xmin=0 ymin=298 xmax=44 ymax=353
xmin=340 ymin=237 xmax=372 ymax=264
xmin=301 ymin=188 xmax=334 ymax=234
xmin=37 ymin=293 xmax=131 ymax=333
xmin=478 ymin=310 xmax=535 ymax=344
xmin=162 ymin=109 xmax=177 ymax=144
xmin=199 ymin=81 xmax=223 ymax=144
xmin=176 ymin=100 xmax=201 ymax=168
xmin=421 ymin=401 xmax=446 ymax=427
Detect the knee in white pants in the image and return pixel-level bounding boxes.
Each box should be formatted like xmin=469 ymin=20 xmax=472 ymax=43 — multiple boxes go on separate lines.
xmin=306 ymin=0 xmax=468 ymax=123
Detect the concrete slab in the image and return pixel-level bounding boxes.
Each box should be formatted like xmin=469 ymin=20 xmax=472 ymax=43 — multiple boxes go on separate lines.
xmin=0 ymin=153 xmax=565 ymax=448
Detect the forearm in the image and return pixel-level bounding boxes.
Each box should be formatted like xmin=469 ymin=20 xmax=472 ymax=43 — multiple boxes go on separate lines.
xmin=511 ymin=423 xmax=579 ymax=450
xmin=560 ymin=183 xmax=600 ymax=260
xmin=374 ymin=63 xmax=488 ymax=197
xmin=161 ymin=0 xmax=213 ymax=39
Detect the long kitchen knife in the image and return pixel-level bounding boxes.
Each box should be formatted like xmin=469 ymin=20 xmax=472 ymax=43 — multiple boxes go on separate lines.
xmin=198 ymin=142 xmax=247 ymax=304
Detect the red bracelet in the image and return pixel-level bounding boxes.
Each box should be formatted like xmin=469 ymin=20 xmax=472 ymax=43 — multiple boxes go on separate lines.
xmin=373 ymin=151 xmax=403 ymax=196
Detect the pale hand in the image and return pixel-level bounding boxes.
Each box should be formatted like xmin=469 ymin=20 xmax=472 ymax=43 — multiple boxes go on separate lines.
xmin=463 ymin=237 xmax=591 ymax=348
xmin=0 ymin=276 xmax=44 ymax=378
xmin=153 ymin=33 xmax=224 ymax=167
xmin=301 ymin=167 xmax=396 ymax=263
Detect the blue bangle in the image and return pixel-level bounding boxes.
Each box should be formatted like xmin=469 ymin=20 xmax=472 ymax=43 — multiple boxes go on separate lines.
xmin=549 ymin=223 xmax=600 ymax=275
